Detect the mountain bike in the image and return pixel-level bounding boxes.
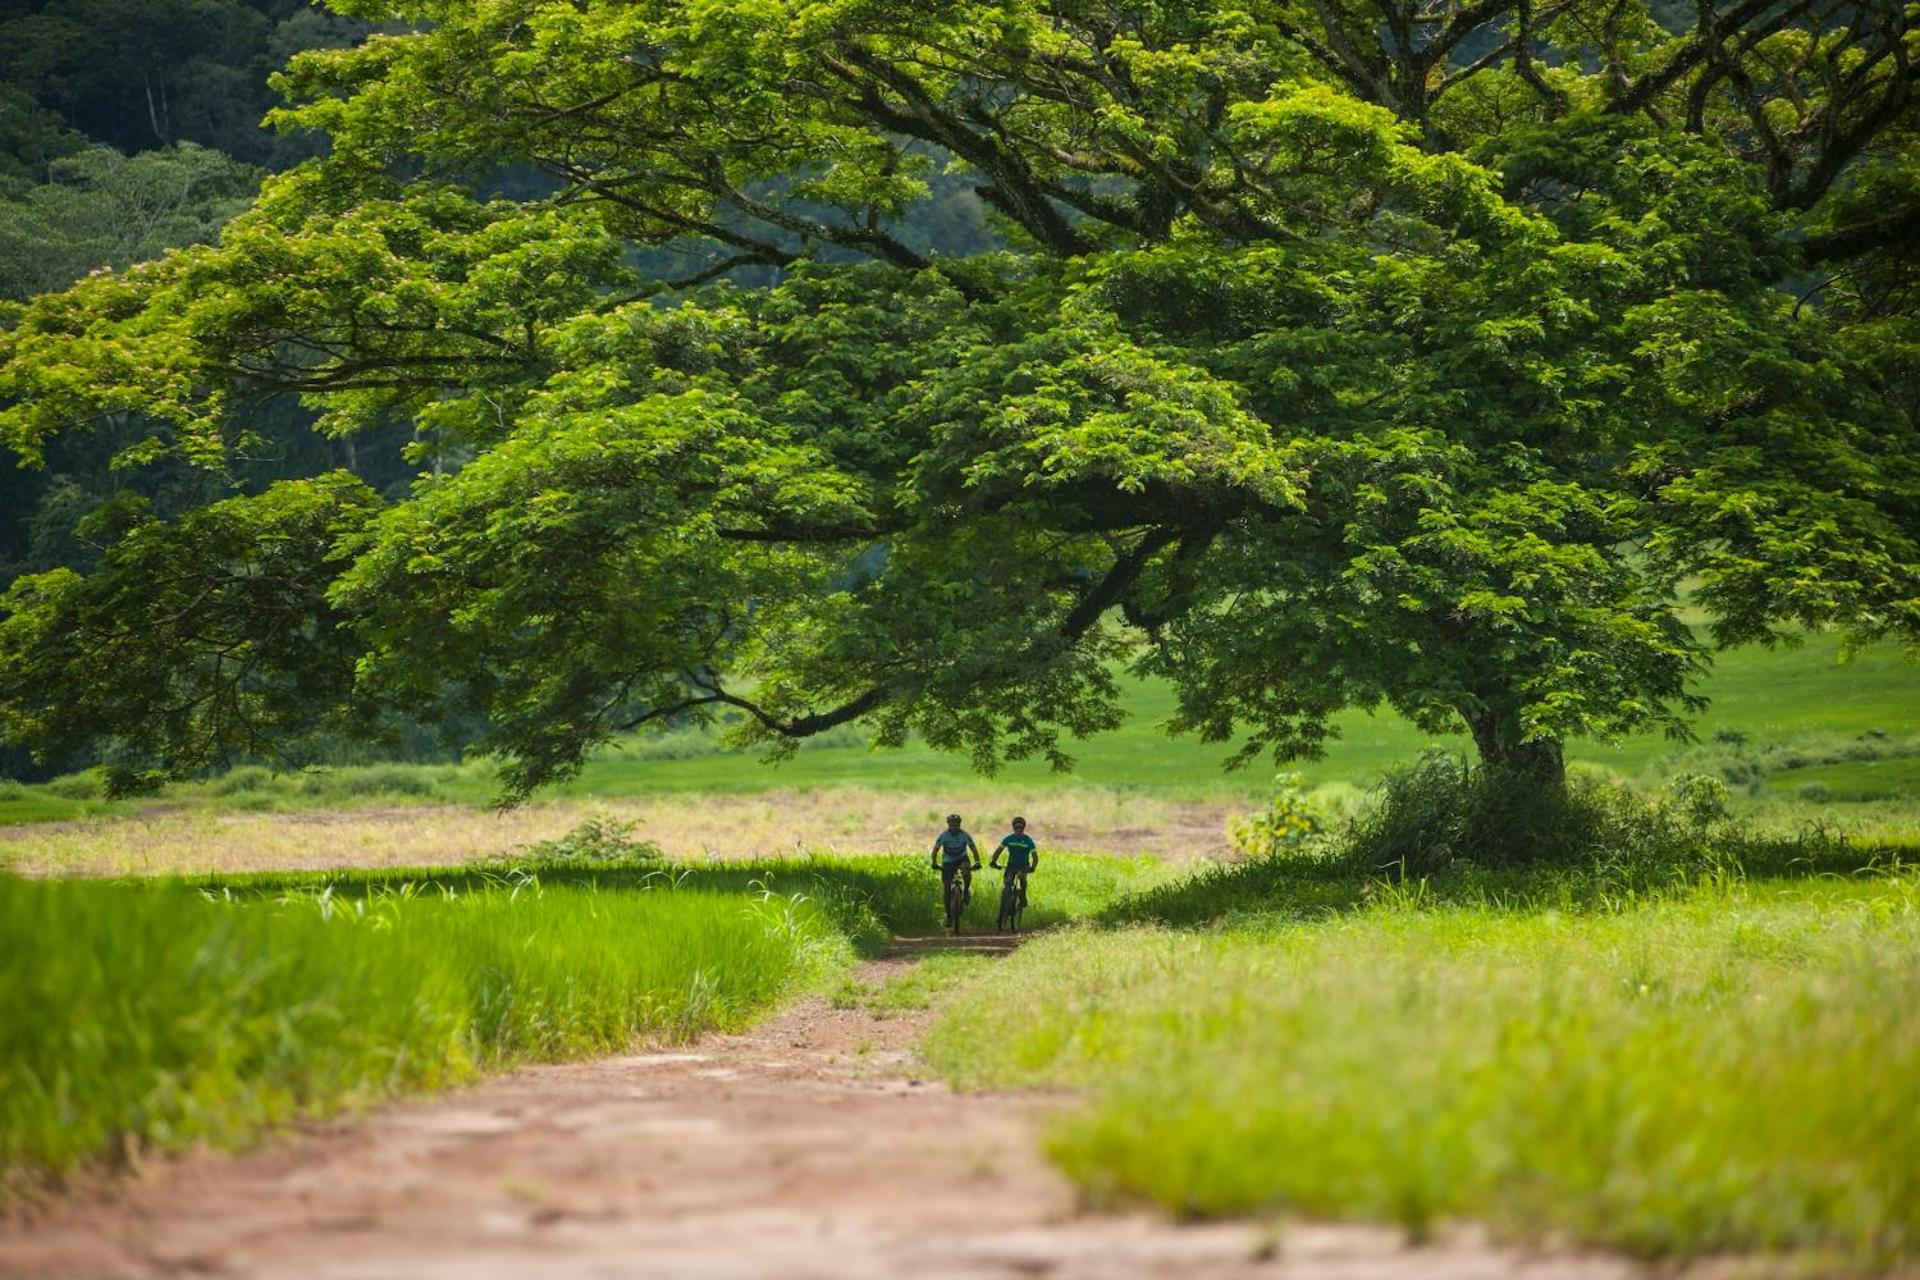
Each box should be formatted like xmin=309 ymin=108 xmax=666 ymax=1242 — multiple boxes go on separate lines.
xmin=997 ymin=871 xmax=1028 ymax=933
xmin=944 ymin=864 xmax=972 ymax=934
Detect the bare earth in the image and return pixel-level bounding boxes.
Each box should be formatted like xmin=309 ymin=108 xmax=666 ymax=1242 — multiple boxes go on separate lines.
xmin=1 ymin=939 xmax=1647 ymax=1280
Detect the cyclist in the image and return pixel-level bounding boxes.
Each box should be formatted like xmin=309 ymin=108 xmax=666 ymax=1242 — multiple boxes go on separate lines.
xmin=989 ymin=816 xmax=1039 ymax=906
xmin=930 ymin=813 xmax=981 ymax=908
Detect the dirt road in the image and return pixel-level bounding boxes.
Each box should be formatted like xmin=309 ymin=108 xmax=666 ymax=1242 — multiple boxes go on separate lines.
xmin=0 ymin=939 xmax=1642 ymax=1279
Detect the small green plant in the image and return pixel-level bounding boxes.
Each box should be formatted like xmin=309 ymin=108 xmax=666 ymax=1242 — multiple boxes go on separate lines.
xmin=1230 ymin=773 xmax=1330 ymax=858
xmin=830 ymin=977 xmax=873 ymax=1009
xmin=518 ymin=815 xmax=665 ymax=867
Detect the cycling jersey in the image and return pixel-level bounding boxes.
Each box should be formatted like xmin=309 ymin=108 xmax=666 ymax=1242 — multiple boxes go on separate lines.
xmin=933 ymin=828 xmax=977 ymax=864
xmin=996 ymin=832 xmax=1037 ymax=871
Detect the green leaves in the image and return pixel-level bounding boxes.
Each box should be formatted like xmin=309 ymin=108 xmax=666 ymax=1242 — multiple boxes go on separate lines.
xmin=1 ymin=0 xmax=1915 ymax=796
xmin=335 ymin=385 xmax=861 ymax=796
xmin=0 ymin=474 xmax=380 ymax=789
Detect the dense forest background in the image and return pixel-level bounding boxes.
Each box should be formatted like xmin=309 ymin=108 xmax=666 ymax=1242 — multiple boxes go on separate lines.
xmin=0 ymin=3 xmax=380 ymax=580
xmin=0 ymin=2 xmax=399 ymax=775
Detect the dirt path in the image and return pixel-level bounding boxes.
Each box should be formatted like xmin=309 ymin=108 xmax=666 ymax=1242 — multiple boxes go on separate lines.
xmin=1 ymin=940 xmax=1643 ymax=1279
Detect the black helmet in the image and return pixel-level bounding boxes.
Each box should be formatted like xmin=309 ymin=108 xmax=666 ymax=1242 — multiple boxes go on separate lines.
xmin=1011 ymin=815 xmax=1026 ymax=829
xmin=946 ymin=813 xmax=963 ymax=824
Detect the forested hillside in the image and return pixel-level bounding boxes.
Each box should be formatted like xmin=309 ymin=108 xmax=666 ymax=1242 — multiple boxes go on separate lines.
xmin=0 ymin=3 xmax=379 ymax=588
xmin=0 ymin=2 xmax=387 ymax=775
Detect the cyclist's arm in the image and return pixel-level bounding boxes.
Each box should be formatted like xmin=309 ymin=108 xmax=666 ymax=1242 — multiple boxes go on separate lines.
xmin=989 ymin=837 xmax=1006 ymax=868
xmin=1031 ymin=843 xmax=1039 ymax=872
xmin=968 ymin=836 xmax=982 ymax=867
xmin=930 ymin=838 xmax=943 ymax=868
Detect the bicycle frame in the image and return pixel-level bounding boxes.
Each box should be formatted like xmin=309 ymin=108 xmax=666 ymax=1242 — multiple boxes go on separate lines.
xmin=997 ymin=870 xmax=1028 ymax=933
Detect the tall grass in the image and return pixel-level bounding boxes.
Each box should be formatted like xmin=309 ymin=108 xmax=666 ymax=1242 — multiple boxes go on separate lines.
xmin=0 ymin=870 xmax=850 ymax=1192
xmin=927 ymin=867 xmax=1920 ymax=1265
xmin=0 ymin=845 xmax=1164 ymax=1193
xmin=202 ymin=848 xmax=1177 ymax=952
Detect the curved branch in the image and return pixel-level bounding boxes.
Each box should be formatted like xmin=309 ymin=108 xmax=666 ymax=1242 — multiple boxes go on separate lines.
xmin=692 ymin=525 xmax=1182 ymax=740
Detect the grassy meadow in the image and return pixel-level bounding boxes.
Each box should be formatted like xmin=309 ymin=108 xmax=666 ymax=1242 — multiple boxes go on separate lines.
xmin=0 ymin=870 xmax=845 ymax=1190
xmin=2 ymin=627 xmax=1915 ymax=1270
xmin=926 ymin=850 xmax=1920 ymax=1265
xmin=0 ymin=848 xmax=1168 ymax=1193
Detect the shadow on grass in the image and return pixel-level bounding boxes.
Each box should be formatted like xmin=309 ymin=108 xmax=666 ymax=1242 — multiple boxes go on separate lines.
xmin=1100 ymin=828 xmax=1917 ymax=929
xmin=154 ymin=855 xmax=1096 ymax=957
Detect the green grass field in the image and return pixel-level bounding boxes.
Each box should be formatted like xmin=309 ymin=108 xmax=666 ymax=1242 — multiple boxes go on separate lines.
xmin=3 ymin=631 xmax=1914 ymax=825
xmin=544 ymin=631 xmax=1920 ymax=799
xmin=3 ymin=630 xmax=1916 ymax=1265
xmin=0 ymin=869 xmax=850 ymax=1191
xmin=926 ymin=857 xmax=1920 ymax=1266
xmin=0 ymin=848 xmax=1164 ymax=1193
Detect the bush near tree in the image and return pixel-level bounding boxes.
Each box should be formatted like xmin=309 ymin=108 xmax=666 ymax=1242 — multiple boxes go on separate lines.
xmin=0 ymin=0 xmax=1916 ymax=816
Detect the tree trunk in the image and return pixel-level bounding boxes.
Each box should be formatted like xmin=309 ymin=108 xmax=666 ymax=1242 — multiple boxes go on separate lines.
xmin=142 ymin=72 xmax=164 ymax=143
xmin=1462 ymin=710 xmax=1567 ymax=790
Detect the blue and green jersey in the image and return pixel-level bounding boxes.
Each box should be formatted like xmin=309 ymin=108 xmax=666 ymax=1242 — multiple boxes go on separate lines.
xmin=996 ymin=832 xmax=1037 ymax=870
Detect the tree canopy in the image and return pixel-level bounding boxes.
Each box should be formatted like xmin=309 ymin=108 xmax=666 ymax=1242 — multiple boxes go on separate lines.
xmin=1 ymin=0 xmax=1916 ymax=797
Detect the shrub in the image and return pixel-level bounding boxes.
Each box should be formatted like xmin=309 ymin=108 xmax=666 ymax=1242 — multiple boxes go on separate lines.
xmin=516 ymin=815 xmax=664 ymax=867
xmin=209 ymin=765 xmax=275 ymax=796
xmin=1346 ymin=751 xmax=1718 ymax=875
xmin=1229 ymin=773 xmax=1331 ymax=858
xmin=39 ymin=772 xmax=101 ymax=801
xmin=337 ymin=766 xmax=437 ymax=798
xmin=100 ymin=765 xmax=166 ymax=798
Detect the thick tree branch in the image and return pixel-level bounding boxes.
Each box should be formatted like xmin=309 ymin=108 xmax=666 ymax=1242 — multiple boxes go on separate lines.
xmin=1609 ymin=0 xmax=1782 ymax=115
xmin=689 ymin=526 xmax=1181 ymax=740
xmin=1800 ymin=201 xmax=1920 ymax=264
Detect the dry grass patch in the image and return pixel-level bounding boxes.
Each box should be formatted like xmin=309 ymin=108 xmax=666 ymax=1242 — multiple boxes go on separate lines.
xmin=0 ymin=787 xmax=1234 ymax=876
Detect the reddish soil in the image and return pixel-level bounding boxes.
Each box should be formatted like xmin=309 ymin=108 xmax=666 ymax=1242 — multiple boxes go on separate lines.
xmin=1 ymin=940 xmax=1652 ymax=1279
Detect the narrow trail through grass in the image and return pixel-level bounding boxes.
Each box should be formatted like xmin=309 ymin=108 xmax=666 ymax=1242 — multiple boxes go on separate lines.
xmin=0 ymin=934 xmax=1659 ymax=1280
xmin=0 ymin=850 xmax=1164 ymax=1196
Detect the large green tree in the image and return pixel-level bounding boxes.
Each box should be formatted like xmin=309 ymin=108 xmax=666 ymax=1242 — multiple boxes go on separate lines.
xmin=1 ymin=0 xmax=1915 ymax=797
